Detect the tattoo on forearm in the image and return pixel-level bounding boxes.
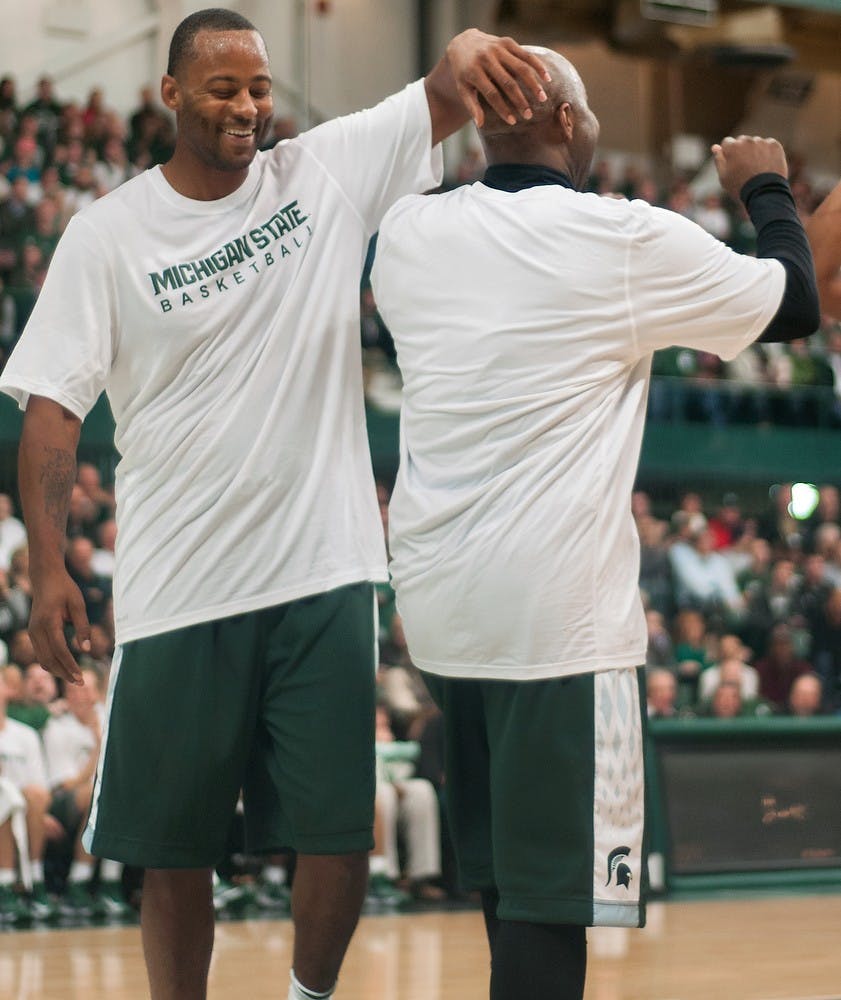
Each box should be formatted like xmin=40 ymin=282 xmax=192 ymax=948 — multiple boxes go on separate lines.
xmin=39 ymin=446 xmax=75 ymax=534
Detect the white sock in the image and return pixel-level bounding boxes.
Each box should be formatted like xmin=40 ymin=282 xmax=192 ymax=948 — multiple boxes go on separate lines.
xmin=100 ymin=859 xmax=122 ymax=882
xmin=30 ymin=861 xmax=44 ymax=883
xmin=69 ymin=861 xmax=94 ymax=883
xmin=368 ymin=855 xmax=388 ymax=876
xmin=264 ymin=864 xmax=286 ymax=885
xmin=0 ymin=868 xmax=15 ymax=887
xmin=288 ymin=970 xmax=334 ymax=999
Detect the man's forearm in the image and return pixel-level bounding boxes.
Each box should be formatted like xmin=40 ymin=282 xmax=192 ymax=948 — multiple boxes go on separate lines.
xmin=19 ymin=396 xmax=82 ymax=581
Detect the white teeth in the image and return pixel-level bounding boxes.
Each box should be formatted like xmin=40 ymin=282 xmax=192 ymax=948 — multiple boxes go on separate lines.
xmin=223 ymin=128 xmax=253 ymax=137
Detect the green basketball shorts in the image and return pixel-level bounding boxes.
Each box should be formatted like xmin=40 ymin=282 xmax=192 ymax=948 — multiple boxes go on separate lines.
xmin=423 ymin=666 xmax=647 ymax=928
xmin=83 ymin=582 xmax=377 ymax=868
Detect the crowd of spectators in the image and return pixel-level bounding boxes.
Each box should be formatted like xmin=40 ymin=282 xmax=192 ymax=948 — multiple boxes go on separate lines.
xmin=638 ymin=485 xmax=841 ymax=720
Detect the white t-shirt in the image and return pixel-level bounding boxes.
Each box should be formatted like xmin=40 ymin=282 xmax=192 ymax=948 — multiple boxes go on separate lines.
xmin=1 ymin=82 xmax=442 ymax=644
xmin=42 ymin=706 xmax=104 ymax=789
xmin=0 ymin=716 xmax=48 ymax=789
xmin=372 ymin=181 xmax=785 ymax=680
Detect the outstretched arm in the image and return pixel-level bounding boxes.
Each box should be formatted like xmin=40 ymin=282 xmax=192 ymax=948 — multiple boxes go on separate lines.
xmin=425 ymin=29 xmax=550 ymax=146
xmin=805 ymin=179 xmax=841 ymax=319
xmin=18 ymin=395 xmax=89 ymax=685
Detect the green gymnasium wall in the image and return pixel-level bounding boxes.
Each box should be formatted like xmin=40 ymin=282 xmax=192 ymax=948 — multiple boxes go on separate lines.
xmin=1 ymin=393 xmax=839 ymax=498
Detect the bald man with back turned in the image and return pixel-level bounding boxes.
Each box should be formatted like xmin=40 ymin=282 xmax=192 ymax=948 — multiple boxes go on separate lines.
xmin=372 ymin=48 xmax=819 ymax=999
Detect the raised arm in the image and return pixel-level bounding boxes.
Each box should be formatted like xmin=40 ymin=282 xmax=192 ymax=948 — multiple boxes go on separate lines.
xmin=713 ymin=136 xmax=819 ymax=342
xmin=18 ymin=395 xmax=89 ymax=685
xmin=424 ymin=29 xmax=550 ymax=146
xmin=804 ymin=178 xmax=841 ymax=319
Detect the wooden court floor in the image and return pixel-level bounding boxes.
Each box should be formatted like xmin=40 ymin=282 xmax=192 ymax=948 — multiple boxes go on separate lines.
xmin=2 ymin=893 xmax=841 ymax=1000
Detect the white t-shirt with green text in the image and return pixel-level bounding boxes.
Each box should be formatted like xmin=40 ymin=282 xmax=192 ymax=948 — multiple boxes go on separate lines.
xmin=1 ymin=81 xmax=442 ymax=643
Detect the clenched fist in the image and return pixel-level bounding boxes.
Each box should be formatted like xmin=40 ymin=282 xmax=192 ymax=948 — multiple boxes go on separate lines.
xmin=711 ymin=135 xmax=788 ymax=202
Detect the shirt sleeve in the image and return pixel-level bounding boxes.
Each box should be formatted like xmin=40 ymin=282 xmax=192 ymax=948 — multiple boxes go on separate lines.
xmin=627 ymin=202 xmax=786 ymax=362
xmin=294 ymin=79 xmax=444 ymax=237
xmin=0 ymin=214 xmax=116 ymax=420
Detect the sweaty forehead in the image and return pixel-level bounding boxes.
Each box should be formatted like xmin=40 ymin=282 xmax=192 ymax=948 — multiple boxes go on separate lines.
xmin=186 ymin=29 xmax=270 ymax=78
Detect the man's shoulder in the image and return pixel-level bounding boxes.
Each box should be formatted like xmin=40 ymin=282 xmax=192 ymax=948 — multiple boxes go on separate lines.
xmin=379 ymin=186 xmax=463 ymax=237
xmin=72 ymin=171 xmax=155 ymax=232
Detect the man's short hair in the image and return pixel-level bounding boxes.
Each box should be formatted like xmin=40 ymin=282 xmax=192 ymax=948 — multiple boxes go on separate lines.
xmin=167 ymin=8 xmax=259 ymax=77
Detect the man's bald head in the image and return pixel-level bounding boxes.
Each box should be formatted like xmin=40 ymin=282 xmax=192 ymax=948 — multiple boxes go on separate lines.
xmin=476 ymin=47 xmax=598 ymax=189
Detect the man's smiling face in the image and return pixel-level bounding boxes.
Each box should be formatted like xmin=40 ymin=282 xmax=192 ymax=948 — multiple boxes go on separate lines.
xmin=170 ymin=28 xmax=274 ymax=174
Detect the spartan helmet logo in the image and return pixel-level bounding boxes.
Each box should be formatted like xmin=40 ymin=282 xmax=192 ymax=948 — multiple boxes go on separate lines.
xmin=605 ymin=846 xmax=633 ymax=889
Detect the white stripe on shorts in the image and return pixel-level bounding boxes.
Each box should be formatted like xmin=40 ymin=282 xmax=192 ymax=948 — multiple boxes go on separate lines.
xmin=591 ymin=667 xmax=645 ymax=927
xmin=82 ymin=644 xmax=124 ymax=854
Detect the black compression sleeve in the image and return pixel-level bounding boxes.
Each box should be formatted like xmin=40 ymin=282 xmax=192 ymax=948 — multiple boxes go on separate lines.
xmin=740 ymin=172 xmax=820 ymax=343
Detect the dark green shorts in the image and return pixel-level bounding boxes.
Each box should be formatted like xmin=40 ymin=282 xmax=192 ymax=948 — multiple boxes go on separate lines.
xmin=84 ymin=582 xmax=377 ymax=868
xmin=423 ymin=667 xmax=647 ymax=928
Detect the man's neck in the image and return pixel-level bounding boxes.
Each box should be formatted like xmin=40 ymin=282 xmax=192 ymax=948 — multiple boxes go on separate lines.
xmin=483 ymin=162 xmax=574 ymax=193
xmin=160 ymin=156 xmax=250 ymax=201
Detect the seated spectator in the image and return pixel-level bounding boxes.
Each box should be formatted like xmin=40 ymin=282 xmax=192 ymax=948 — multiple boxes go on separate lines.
xmin=0 ymin=176 xmax=35 ymax=280
xmin=757 ymin=483 xmax=802 ymax=550
xmin=6 ymin=663 xmax=63 ymax=733
xmin=786 ymin=672 xmax=826 ymax=717
xmin=6 ymin=546 xmax=31 ymax=630
xmin=8 ymin=240 xmax=48 ymax=334
xmin=5 ymin=136 xmax=42 ymax=186
xmin=646 ymin=668 xmax=693 ymax=719
xmin=43 ymin=668 xmax=129 ymax=917
xmin=91 ymin=519 xmax=116 ymax=579
xmin=707 ymin=493 xmax=744 ymax=551
xmin=0 ymin=663 xmax=55 ymax=921
xmin=672 ymin=608 xmax=714 ymax=703
xmin=741 ymin=555 xmax=800 ymax=655
xmin=66 ymin=484 xmax=100 ymax=542
xmin=22 ymin=76 xmax=63 ymax=154
xmin=78 ymin=624 xmax=113 ymax=684
xmin=753 ymin=623 xmax=814 ymax=711
xmin=92 ymin=136 xmax=135 ymax=193
xmin=638 ymin=516 xmax=673 ymax=617
xmin=695 ymin=192 xmax=731 ymax=242
xmin=697 ymin=655 xmax=760 ymax=704
xmin=699 ymin=679 xmax=773 ymax=719
xmin=803 ymin=484 xmax=840 ymax=553
xmin=7 ymin=629 xmax=36 ymax=670
xmin=812 ymin=588 xmax=841 ymax=712
xmin=669 ymin=526 xmax=745 ymax=625
xmin=0 ymin=567 xmax=28 ymax=646
xmin=28 ymin=195 xmax=61 ymax=265
xmin=791 ymin=552 xmax=834 ymax=635
xmin=65 ymin=536 xmax=111 ymax=627
xmin=76 ymin=462 xmax=116 ymax=523
xmin=0 ymin=494 xmax=27 ymax=573
xmin=371 ymin=704 xmax=444 ymax=903
xmin=378 ymin=614 xmax=438 ymax=742
xmin=645 ymin=609 xmax=675 ymax=670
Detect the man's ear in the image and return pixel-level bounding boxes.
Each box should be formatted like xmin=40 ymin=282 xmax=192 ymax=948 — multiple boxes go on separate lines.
xmin=558 ymin=102 xmax=574 ymax=141
xmin=161 ymin=75 xmax=180 ymax=113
